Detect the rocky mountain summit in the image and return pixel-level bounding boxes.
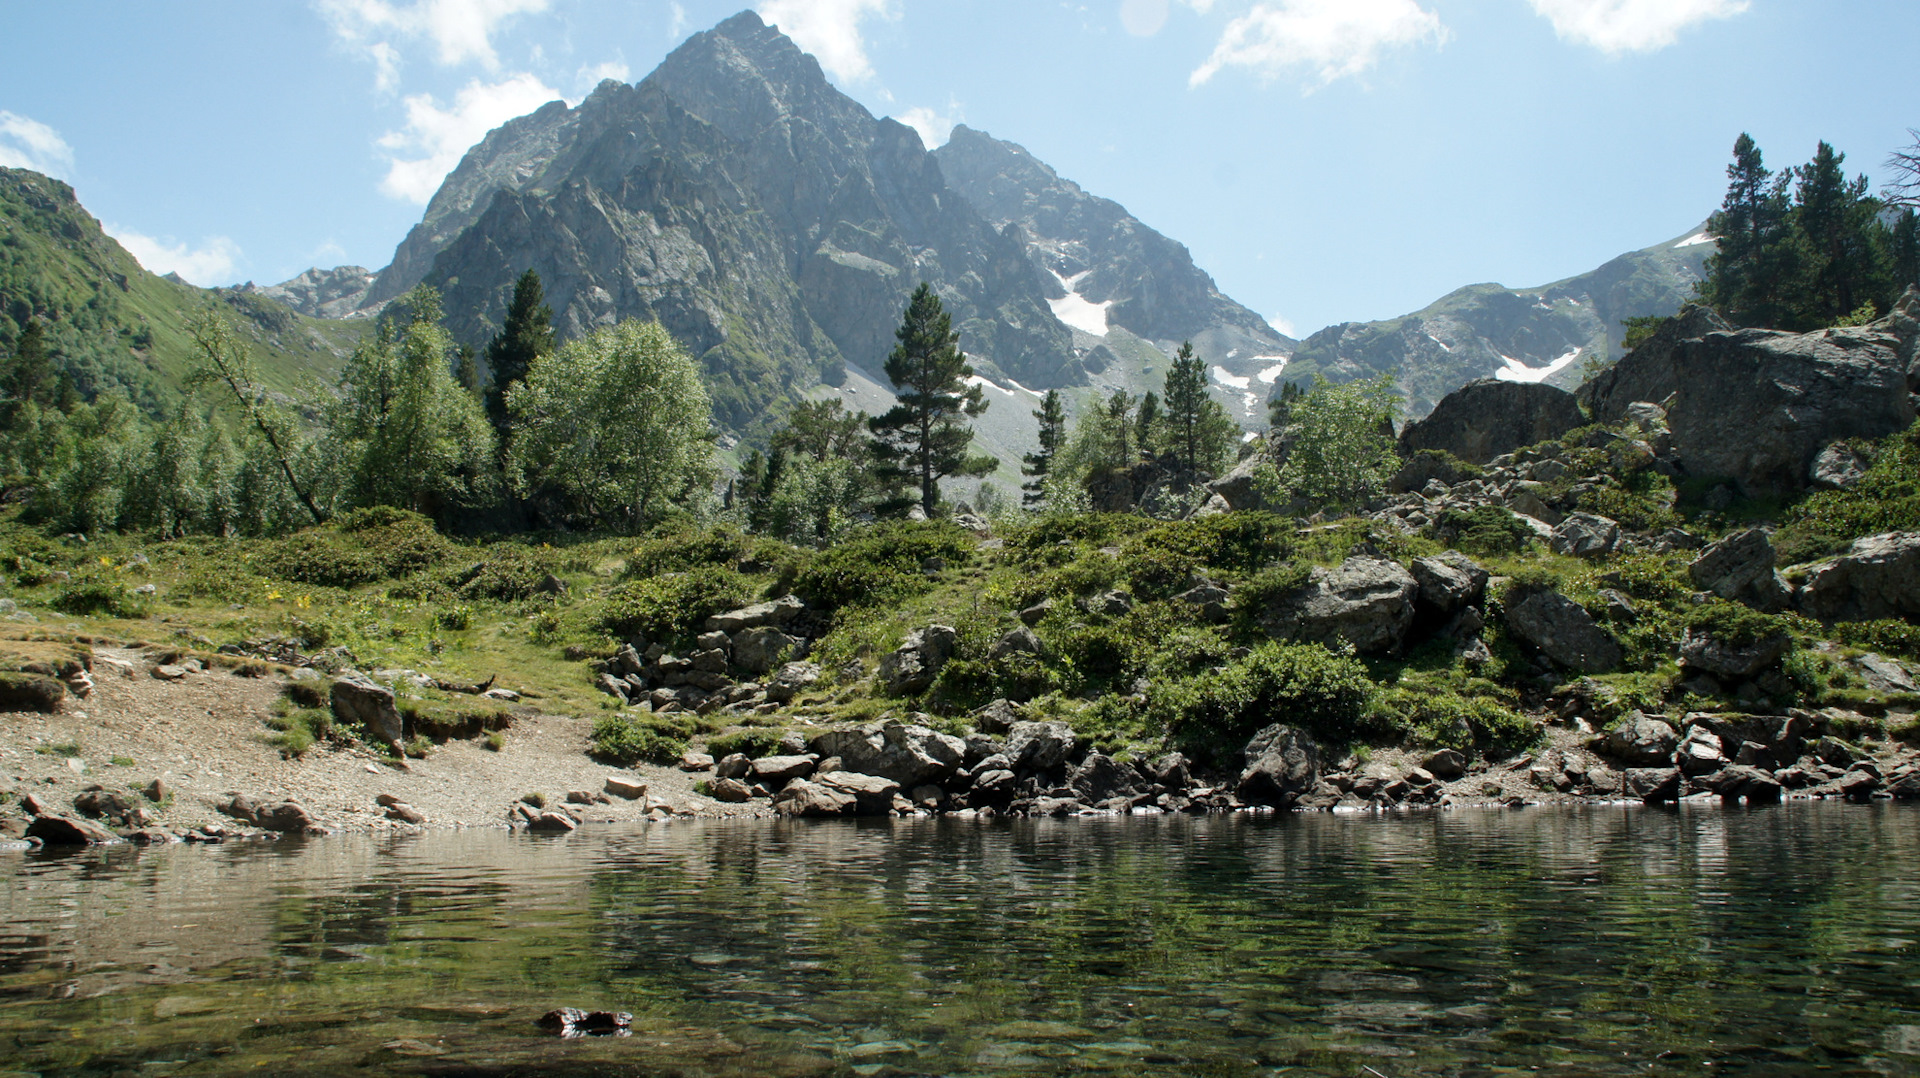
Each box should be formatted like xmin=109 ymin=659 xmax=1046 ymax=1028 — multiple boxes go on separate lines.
xmin=1286 ymin=227 xmax=1714 ymax=416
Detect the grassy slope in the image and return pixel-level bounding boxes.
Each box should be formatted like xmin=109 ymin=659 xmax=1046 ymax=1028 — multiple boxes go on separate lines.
xmin=0 ymin=168 xmax=361 ymax=413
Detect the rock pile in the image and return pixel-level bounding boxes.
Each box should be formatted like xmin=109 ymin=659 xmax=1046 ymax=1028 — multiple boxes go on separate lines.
xmin=589 ymin=596 xmax=823 ymax=715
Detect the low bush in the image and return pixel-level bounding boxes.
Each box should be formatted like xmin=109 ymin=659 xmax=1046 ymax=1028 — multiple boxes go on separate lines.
xmin=257 ymin=508 xmax=453 ymax=588
xmin=1431 ymin=506 xmax=1535 ymax=557
xmin=588 ymin=566 xmax=753 ymax=644
xmin=266 ymin=705 xmax=334 ymax=758
xmin=706 ymin=728 xmax=785 ymax=759
xmin=792 ymin=521 xmax=972 ymax=612
xmin=1147 ymin=642 xmax=1377 ymax=764
xmin=50 ymin=576 xmax=149 ymax=619
xmin=1683 ymin=600 xmax=1792 ymax=647
xmin=452 ymin=544 xmax=563 ymax=601
xmin=1367 ymin=683 xmax=1539 ymax=755
xmin=589 ymin=712 xmax=695 ymax=765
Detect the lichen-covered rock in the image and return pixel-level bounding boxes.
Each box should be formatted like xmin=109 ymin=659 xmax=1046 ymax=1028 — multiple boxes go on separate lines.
xmin=1668 ymin=323 xmax=1914 ymax=498
xmin=1004 ymin=720 xmax=1079 ymax=773
xmin=331 ymin=672 xmax=404 ymax=743
xmin=1600 ymin=712 xmax=1678 ymax=767
xmin=1679 ymin=627 xmax=1790 ymax=679
xmin=805 ymin=720 xmax=964 ymax=787
xmin=1503 ymin=588 xmax=1622 ymax=673
xmin=1624 ymin=767 xmax=1682 ymax=804
xmin=763 ymin=660 xmax=821 ymax=704
xmin=1258 ymin=556 xmax=1418 ymax=656
xmin=1238 ymin=724 xmax=1321 ymax=807
xmin=732 ymin=626 xmax=802 ymax=674
xmin=1797 ymin=532 xmax=1920 ymax=622
xmin=1410 ymin=552 xmax=1486 ymax=615
xmin=703 ymin=595 xmax=805 ymax=635
xmin=1549 ymin=513 xmax=1622 ymax=559
xmin=1687 ymin=527 xmax=1791 ymax=612
xmin=1397 ymin=380 xmax=1586 ymax=465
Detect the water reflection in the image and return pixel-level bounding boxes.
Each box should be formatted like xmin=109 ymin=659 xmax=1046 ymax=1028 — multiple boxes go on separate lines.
xmin=0 ymin=804 xmax=1916 ymax=1076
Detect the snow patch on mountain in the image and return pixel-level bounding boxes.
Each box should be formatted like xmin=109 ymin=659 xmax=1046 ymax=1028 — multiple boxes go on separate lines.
xmin=1674 ymin=231 xmax=1714 ymax=248
xmin=1047 ymin=270 xmax=1112 ymax=337
xmin=1494 ymin=347 xmax=1583 ymax=384
xmin=1210 ymin=365 xmax=1250 ymax=390
xmin=1255 ymin=358 xmax=1289 ymax=383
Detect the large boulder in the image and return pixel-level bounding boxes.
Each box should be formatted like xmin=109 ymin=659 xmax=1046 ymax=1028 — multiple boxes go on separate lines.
xmin=703 ymin=596 xmax=804 ymax=635
xmin=1798 ymin=532 xmax=1920 ymax=622
xmin=1397 ymin=380 xmax=1587 ymax=466
xmin=1503 ymin=588 xmax=1622 ymax=673
xmin=1258 ymin=556 xmax=1418 ymax=656
xmin=1005 ymin=720 xmax=1079 ymax=772
xmin=1599 ymin=712 xmax=1679 ymax=767
xmin=878 ymin=625 xmax=958 ymax=696
xmin=1688 ymin=527 xmax=1791 ymax=612
xmin=1668 ymin=324 xmax=1914 ymax=499
xmin=773 ymin=772 xmax=899 ymax=817
xmin=732 ymin=626 xmax=802 ymax=674
xmin=1549 ymin=513 xmax=1622 ymax=559
xmin=26 ymin=815 xmax=118 ymax=846
xmin=1580 ymin=304 xmax=1733 ymax=423
xmin=331 ymin=672 xmax=404 ymax=744
xmin=1410 ymin=552 xmax=1487 ymax=615
xmin=804 ymin=720 xmax=964 ymax=788
xmin=1237 ymin=724 xmax=1321 ymax=806
xmin=1678 ymin=627 xmax=1791 ymax=680
xmin=763 ymin=661 xmax=821 ymax=704
xmin=1068 ymin=753 xmax=1139 ymax=804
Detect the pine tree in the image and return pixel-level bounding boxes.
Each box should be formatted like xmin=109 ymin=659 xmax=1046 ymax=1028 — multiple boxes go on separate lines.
xmin=1267 ymin=380 xmax=1305 ymax=431
xmin=1701 ymin=133 xmax=1792 ymax=327
xmin=1893 ymin=210 xmax=1920 ymax=293
xmin=1161 ymin=340 xmax=1237 ymax=476
xmin=1135 ymin=390 xmax=1161 ymax=458
xmin=1021 ymin=388 xmax=1066 ymax=510
xmin=483 ymin=268 xmax=554 ymax=439
xmin=867 ymin=283 xmax=993 ymax=517
xmin=4 ymin=318 xmax=51 ymax=414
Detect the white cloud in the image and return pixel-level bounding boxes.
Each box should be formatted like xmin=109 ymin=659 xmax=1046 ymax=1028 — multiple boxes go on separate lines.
xmin=317 ymin=0 xmax=550 ymax=85
xmin=893 ymin=105 xmax=957 ymax=149
xmin=1121 ymin=0 xmax=1170 ymax=37
xmin=0 ymin=111 xmax=75 ymax=180
xmin=1180 ymin=0 xmax=1217 ymax=11
xmin=106 ymin=227 xmax=243 ymax=287
xmin=1189 ymin=0 xmax=1447 ymax=88
xmin=1267 ymin=313 xmax=1297 ymax=337
xmin=668 ymin=1 xmax=690 ymax=39
xmin=1527 ymin=0 xmax=1748 ymax=54
xmin=756 ymin=0 xmax=895 ymax=83
xmin=376 ymin=73 xmax=561 ymax=203
xmin=575 ymin=60 xmax=631 ymax=95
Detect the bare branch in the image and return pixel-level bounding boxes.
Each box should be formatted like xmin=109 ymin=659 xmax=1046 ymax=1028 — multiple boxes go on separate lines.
xmin=1885 ymin=128 xmax=1920 ymax=208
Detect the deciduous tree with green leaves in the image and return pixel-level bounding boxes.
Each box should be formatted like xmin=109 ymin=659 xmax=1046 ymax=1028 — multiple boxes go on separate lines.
xmin=1273 ymin=374 xmax=1399 ymax=512
xmin=868 ymin=283 xmax=993 ymax=516
xmin=507 ymin=319 xmax=714 ymax=531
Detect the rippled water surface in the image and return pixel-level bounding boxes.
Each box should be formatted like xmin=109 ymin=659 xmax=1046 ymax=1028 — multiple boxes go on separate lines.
xmin=3 ymin=804 xmax=1919 ymax=1076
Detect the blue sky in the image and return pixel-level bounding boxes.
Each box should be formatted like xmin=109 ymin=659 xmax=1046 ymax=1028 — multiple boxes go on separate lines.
xmin=2 ymin=0 xmax=1914 ymax=337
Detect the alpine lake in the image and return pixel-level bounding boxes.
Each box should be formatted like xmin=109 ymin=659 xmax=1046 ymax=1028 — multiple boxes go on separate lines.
xmin=2 ymin=803 xmax=1918 ymax=1077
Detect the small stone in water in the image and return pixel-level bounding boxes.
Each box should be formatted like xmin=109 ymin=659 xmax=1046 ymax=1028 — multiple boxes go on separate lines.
xmin=537 ymin=1008 xmax=632 ymax=1037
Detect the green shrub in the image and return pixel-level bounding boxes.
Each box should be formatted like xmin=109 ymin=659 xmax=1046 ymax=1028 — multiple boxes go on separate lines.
xmin=258 ymin=509 xmax=453 ymax=588
xmin=1830 ymin=619 xmax=1920 ymax=661
xmin=50 ymin=576 xmax=149 ymax=618
xmin=266 ymin=706 xmax=333 ymax=758
xmin=1775 ymin=426 xmax=1920 ymax=563
xmin=1367 ymin=684 xmax=1539 ymax=755
xmin=1229 ymin=562 xmax=1310 ymax=634
xmin=1147 ymin=642 xmax=1377 ymax=764
xmin=1577 ymin=477 xmax=1680 ymax=533
xmin=589 ymin=566 xmax=753 ymax=644
xmin=624 ymin=526 xmax=754 ymax=579
xmin=1116 ymin=513 xmax=1295 ymax=598
xmin=706 ymin=728 xmax=785 ymax=759
xmin=433 ymin=604 xmax=474 ymax=631
xmin=1683 ymin=600 xmax=1791 ymax=648
xmin=792 ymin=521 xmax=972 ymax=612
xmin=453 ymin=544 xmax=562 ymax=601
xmin=589 ymin=712 xmax=693 ymax=765
xmin=1431 ymin=506 xmax=1535 ymax=557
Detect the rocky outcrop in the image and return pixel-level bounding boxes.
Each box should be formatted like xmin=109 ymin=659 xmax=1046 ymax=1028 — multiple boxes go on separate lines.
xmin=805 ymin=721 xmax=964 ymax=788
xmin=1688 ymin=528 xmax=1791 ymax=612
xmin=1503 ymin=587 xmax=1622 ymax=673
xmin=1396 ymin=380 xmax=1587 ymax=466
xmin=1797 ymin=532 xmax=1920 ymax=622
xmin=1257 ymin=556 xmax=1418 ymax=655
xmin=1667 ymin=324 xmax=1914 ymax=498
xmin=878 ymin=626 xmax=958 ymax=696
xmin=1678 ymin=628 xmax=1791 ymax=680
xmin=1580 ymin=304 xmax=1733 ymax=423
xmin=1237 ymin=724 xmax=1321 ymax=807
xmin=1549 ymin=513 xmax=1622 ymax=559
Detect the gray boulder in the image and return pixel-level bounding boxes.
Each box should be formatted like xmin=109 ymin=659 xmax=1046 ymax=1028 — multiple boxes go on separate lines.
xmin=1069 ymin=753 xmax=1139 ymax=804
xmin=1549 ymin=513 xmax=1622 ymax=559
xmin=1798 ymin=532 xmax=1920 ymax=622
xmin=763 ymin=661 xmax=821 ymax=704
xmin=1678 ymin=627 xmax=1790 ymax=680
xmin=1600 ymin=712 xmax=1678 ymax=767
xmin=703 ymin=596 xmax=804 ymax=635
xmin=1258 ymin=556 xmax=1418 ymax=655
xmin=989 ymin=626 xmax=1043 ymax=660
xmin=878 ymin=625 xmax=958 ymax=695
xmin=1175 ymin=582 xmax=1232 ymax=623
xmin=805 ymin=720 xmax=965 ymax=787
xmin=1688 ymin=527 xmax=1791 ymax=612
xmin=733 ymin=626 xmax=802 ymax=674
xmin=1810 ymin=441 xmax=1871 ymax=489
xmin=1624 ymin=767 xmax=1682 ymax=804
xmin=1238 ymin=724 xmax=1322 ymax=806
xmin=1580 ymin=304 xmax=1733 ymax=424
xmin=749 ymin=755 xmax=817 ymax=785
xmin=972 ymin=698 xmax=1021 ymax=735
xmin=1005 ymin=720 xmax=1079 ymax=772
xmin=708 ymin=776 xmax=753 ymax=803
xmin=1411 ymin=552 xmax=1487 ymax=614
xmin=331 ymin=672 xmax=403 ymax=744
xmin=1421 ymin=748 xmax=1467 ymax=779
xmin=1668 ymin=324 xmax=1914 ymax=498
xmin=1503 ymin=588 xmax=1622 ymax=673
xmin=1676 ymin=725 xmax=1730 ymax=776
xmin=1397 ymin=380 xmax=1587 ymax=466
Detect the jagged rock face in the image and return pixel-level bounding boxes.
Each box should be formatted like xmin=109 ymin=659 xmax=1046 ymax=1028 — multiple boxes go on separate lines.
xmin=373 ymin=13 xmax=1074 ymax=434
xmin=931 ymin=125 xmax=1290 ymax=359
xmin=239 ymin=266 xmax=377 ymax=320
xmin=1579 ymin=304 xmax=1732 ymax=423
xmin=1396 ymin=380 xmax=1587 ymax=465
xmin=1667 ymin=324 xmax=1913 ymax=499
xmin=1284 ymin=229 xmax=1712 ymax=416
xmin=1798 ymin=532 xmax=1920 ymax=623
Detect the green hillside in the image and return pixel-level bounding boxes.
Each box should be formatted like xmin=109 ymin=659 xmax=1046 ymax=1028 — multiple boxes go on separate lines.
xmin=0 ymin=168 xmax=361 ymax=412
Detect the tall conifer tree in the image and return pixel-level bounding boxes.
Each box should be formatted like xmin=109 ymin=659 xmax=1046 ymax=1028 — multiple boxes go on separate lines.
xmin=483 ymin=269 xmax=554 ymax=439
xmin=1021 ymin=388 xmax=1066 ymax=510
xmin=868 ymin=283 xmax=993 ymax=516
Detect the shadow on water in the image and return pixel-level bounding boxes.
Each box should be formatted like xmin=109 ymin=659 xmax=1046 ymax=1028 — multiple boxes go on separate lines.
xmin=1 ymin=804 xmax=1917 ymax=1076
